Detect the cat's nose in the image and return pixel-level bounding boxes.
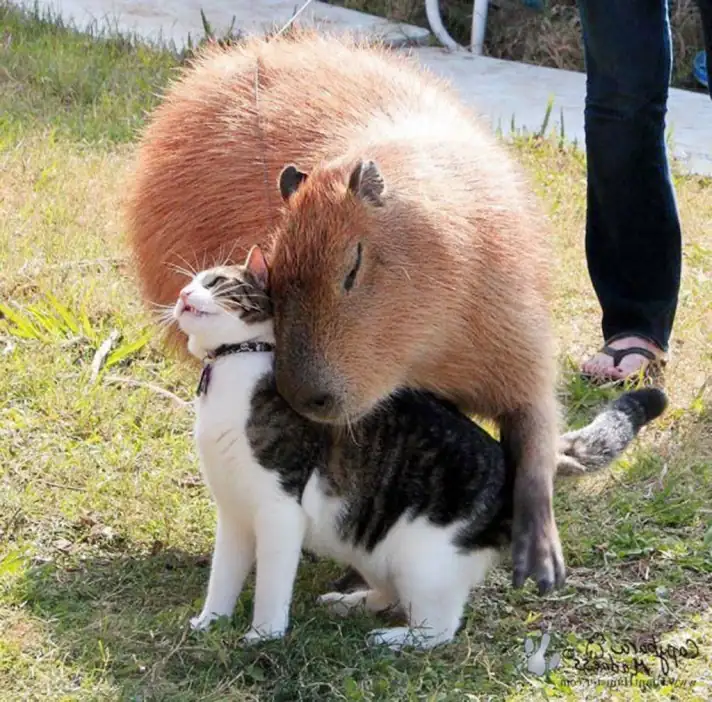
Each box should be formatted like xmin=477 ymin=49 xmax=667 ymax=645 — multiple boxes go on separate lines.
xmin=180 ymin=291 xmax=191 ymax=304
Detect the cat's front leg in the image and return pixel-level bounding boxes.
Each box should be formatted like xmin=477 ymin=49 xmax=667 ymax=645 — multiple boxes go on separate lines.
xmin=190 ymin=510 xmax=254 ymax=631
xmin=243 ymin=503 xmax=306 ymax=645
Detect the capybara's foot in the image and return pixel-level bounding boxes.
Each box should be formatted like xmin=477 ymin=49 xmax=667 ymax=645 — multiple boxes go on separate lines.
xmin=512 ymin=506 xmax=565 ymax=594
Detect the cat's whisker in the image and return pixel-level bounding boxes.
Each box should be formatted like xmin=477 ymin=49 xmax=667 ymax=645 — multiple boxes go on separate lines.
xmin=167 ymin=262 xmax=196 ymax=280
xmin=222 ymin=240 xmax=241 ymax=267
xmin=150 ymin=301 xmax=177 ymax=312
xmin=215 ymin=240 xmax=241 ymax=268
xmin=213 ymin=292 xmax=264 ymax=314
xmin=222 ymin=296 xmax=261 ymax=309
xmin=215 ymin=289 xmax=268 ymax=304
xmin=154 ymin=312 xmax=178 ymax=330
xmin=200 ymin=250 xmax=210 ymax=277
xmin=209 ymin=280 xmax=268 ymax=301
xmin=343 ymin=411 xmax=361 ymax=447
xmin=152 ymin=305 xmax=174 ymax=320
xmin=213 ymin=303 xmax=245 ymax=322
xmin=210 ymin=283 xmax=237 ymax=299
xmin=171 ymin=252 xmax=198 ymax=278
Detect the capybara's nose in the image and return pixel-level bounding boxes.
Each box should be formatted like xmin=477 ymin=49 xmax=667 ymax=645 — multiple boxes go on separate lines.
xmin=275 ymin=350 xmax=344 ymax=422
xmin=291 ymin=389 xmax=339 ymax=419
xmin=303 ymin=392 xmax=336 ymax=414
xmin=279 ymin=374 xmax=342 ymax=421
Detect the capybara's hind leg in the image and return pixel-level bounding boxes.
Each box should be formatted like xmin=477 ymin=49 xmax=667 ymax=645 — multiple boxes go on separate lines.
xmin=500 ymin=397 xmax=565 ymax=594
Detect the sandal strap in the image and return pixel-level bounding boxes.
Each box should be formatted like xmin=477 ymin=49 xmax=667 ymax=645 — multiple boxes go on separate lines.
xmin=604 ymin=332 xmax=665 ymax=352
xmin=599 ymin=345 xmax=658 ymax=368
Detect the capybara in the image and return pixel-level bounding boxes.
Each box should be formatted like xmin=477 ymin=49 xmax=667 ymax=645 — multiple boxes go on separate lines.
xmin=126 ymin=31 xmax=564 ymax=593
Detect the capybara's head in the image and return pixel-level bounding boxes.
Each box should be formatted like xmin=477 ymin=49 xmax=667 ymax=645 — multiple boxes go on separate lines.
xmin=268 ymin=159 xmax=453 ymax=425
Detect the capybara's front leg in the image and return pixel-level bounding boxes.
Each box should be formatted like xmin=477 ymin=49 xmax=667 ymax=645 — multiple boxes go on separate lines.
xmin=500 ymin=398 xmax=565 ymax=594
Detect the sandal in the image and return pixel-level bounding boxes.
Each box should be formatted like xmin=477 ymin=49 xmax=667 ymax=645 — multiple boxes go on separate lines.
xmin=581 ymin=333 xmax=667 ymax=386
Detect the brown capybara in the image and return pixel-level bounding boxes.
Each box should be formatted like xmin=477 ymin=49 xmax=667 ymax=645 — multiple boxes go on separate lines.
xmin=126 ymin=31 xmax=564 ymax=593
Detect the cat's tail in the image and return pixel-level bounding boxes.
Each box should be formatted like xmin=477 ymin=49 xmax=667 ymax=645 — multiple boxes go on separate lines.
xmin=556 ymin=388 xmax=668 ymax=477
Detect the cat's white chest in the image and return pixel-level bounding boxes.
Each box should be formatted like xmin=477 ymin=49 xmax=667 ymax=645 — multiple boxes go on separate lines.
xmin=194 ymin=355 xmax=277 ymax=512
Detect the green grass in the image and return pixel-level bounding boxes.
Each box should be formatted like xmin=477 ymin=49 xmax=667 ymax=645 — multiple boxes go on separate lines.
xmin=0 ymin=1 xmax=176 ymax=144
xmin=1 ymin=3 xmax=712 ymax=700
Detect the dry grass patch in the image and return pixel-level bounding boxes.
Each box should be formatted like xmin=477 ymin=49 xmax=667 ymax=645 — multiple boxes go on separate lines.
xmin=331 ymin=0 xmax=709 ymax=91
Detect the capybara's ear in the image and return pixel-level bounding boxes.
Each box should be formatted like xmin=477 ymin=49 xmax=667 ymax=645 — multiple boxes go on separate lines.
xmin=245 ymin=245 xmax=270 ymax=289
xmin=348 ymin=159 xmax=386 ymax=206
xmin=278 ymin=164 xmax=308 ymax=200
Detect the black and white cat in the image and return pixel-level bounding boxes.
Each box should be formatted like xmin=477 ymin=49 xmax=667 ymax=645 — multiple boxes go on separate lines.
xmin=173 ymin=246 xmax=667 ymax=650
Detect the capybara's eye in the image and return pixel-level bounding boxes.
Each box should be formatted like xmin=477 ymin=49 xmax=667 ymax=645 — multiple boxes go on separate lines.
xmin=343 ymin=242 xmax=362 ymax=292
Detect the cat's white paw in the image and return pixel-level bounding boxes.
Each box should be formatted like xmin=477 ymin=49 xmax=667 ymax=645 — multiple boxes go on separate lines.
xmin=190 ymin=611 xmax=219 ymax=631
xmin=242 ymin=626 xmax=286 ymax=646
xmin=190 ymin=607 xmax=233 ymax=631
xmin=316 ymin=591 xmax=362 ymax=617
xmin=366 ymin=627 xmax=450 ymax=651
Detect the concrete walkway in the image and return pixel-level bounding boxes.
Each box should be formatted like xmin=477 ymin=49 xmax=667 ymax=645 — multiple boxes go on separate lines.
xmin=414 ymin=47 xmax=712 ymax=177
xmin=26 ymin=0 xmax=712 ymax=176
xmin=27 ymin=0 xmax=430 ymax=47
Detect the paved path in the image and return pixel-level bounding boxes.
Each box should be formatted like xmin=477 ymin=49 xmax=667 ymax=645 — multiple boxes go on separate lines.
xmin=25 ymin=0 xmax=712 ymax=175
xmin=414 ymin=47 xmax=712 ymax=177
xmin=27 ymin=0 xmax=430 ymax=47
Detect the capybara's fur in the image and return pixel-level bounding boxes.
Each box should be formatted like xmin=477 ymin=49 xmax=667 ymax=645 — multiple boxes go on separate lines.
xmin=126 ymin=31 xmax=564 ymax=592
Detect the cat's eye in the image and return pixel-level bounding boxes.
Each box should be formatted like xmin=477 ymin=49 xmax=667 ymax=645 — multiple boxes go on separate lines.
xmin=343 ymin=243 xmax=362 ymax=292
xmin=205 ymin=275 xmax=228 ymax=290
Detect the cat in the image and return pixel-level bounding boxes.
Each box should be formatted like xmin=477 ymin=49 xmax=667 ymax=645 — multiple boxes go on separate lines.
xmin=172 ymin=246 xmax=668 ymax=650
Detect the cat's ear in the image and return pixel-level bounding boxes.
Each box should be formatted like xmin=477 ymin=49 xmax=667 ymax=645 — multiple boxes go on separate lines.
xmin=348 ymin=160 xmax=386 ymax=206
xmin=279 ymin=165 xmax=308 ymax=200
xmin=245 ymin=245 xmax=269 ymax=289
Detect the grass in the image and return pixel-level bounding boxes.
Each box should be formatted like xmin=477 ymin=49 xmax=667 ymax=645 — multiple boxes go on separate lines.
xmin=1 ymin=3 xmax=712 ymax=700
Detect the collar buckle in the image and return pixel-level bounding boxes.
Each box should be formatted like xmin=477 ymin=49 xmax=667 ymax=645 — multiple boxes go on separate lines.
xmin=196 ymin=341 xmax=274 ymax=397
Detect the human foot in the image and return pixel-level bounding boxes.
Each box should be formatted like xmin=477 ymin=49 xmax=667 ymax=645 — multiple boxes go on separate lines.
xmin=582 ymin=335 xmax=666 ymax=382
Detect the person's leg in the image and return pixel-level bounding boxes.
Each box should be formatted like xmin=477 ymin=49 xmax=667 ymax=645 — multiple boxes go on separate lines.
xmin=577 ymin=0 xmax=682 ymax=381
xmin=699 ymin=0 xmax=712 ymax=94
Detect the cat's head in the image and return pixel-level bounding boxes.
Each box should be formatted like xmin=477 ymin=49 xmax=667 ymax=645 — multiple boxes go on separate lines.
xmin=173 ymin=246 xmax=274 ymax=359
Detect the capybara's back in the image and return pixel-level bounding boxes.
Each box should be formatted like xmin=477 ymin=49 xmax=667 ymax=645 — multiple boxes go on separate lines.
xmin=127 ymin=30 xmax=486 ymax=313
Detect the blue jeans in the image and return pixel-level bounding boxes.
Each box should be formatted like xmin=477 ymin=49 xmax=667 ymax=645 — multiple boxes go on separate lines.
xmin=700 ymin=0 xmax=712 ymax=90
xmin=577 ymin=0 xmax=684 ymax=351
